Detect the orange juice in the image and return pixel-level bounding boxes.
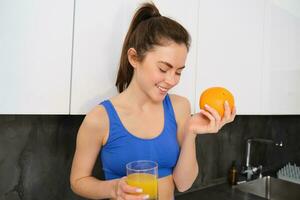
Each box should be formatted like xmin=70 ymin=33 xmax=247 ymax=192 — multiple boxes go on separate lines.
xmin=126 ymin=173 xmax=158 ymax=200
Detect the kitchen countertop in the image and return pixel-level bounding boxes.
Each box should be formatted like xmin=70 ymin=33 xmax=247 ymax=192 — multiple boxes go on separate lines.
xmin=175 ymin=182 xmax=266 ymax=200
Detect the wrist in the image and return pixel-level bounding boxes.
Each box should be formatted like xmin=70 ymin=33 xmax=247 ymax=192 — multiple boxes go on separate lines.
xmin=184 ymin=125 xmax=197 ymax=139
xmin=183 ymin=130 xmax=197 ymax=141
xmin=110 ymin=179 xmax=118 ymax=198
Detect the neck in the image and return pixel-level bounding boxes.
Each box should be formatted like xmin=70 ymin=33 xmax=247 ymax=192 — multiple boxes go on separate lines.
xmin=119 ymin=80 xmax=160 ymax=110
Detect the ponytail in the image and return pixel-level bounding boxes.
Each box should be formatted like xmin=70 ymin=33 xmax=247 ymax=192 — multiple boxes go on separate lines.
xmin=115 ymin=2 xmax=190 ymax=93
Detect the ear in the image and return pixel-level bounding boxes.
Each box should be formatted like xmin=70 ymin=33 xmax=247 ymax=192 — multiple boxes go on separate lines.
xmin=127 ymin=48 xmax=139 ymax=68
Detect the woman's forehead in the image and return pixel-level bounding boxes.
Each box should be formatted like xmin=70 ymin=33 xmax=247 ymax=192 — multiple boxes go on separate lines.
xmin=146 ymin=43 xmax=188 ymax=65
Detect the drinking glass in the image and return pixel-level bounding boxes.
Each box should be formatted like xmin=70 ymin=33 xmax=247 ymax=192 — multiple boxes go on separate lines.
xmin=126 ymin=160 xmax=158 ymax=200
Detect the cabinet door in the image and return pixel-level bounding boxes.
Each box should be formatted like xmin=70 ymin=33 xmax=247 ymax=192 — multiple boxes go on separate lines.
xmin=71 ymin=0 xmax=199 ymax=114
xmin=153 ymin=0 xmax=199 ymax=112
xmin=261 ymin=0 xmax=300 ymax=114
xmin=0 ymin=0 xmax=74 ymax=114
xmin=70 ymin=0 xmax=124 ymax=114
xmin=195 ymin=0 xmax=265 ymax=114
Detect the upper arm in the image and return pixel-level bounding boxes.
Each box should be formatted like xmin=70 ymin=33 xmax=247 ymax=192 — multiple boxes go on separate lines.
xmin=70 ymin=105 xmax=109 ymax=183
xmin=169 ymin=94 xmax=191 ymax=146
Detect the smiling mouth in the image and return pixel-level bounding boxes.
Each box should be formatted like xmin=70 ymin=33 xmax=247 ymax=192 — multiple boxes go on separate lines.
xmin=157 ymin=85 xmax=168 ymax=93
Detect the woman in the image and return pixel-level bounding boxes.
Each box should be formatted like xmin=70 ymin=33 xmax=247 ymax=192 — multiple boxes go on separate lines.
xmin=70 ymin=2 xmax=236 ymax=200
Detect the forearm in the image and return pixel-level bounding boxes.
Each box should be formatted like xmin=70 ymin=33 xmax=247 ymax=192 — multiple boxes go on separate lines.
xmin=71 ymin=176 xmax=117 ymax=199
xmin=173 ymin=132 xmax=198 ymax=192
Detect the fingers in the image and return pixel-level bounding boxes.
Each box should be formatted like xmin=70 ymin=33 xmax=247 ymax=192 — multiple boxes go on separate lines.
xmin=190 ymin=102 xmax=237 ymax=135
xmin=200 ymin=109 xmax=215 ymax=126
xmin=224 ymin=101 xmax=237 ymax=120
xmin=204 ymin=104 xmax=222 ymax=130
xmin=120 ymin=178 xmax=142 ymax=194
xmin=221 ymin=101 xmax=236 ymax=126
xmin=223 ymin=101 xmax=231 ymax=120
xmin=202 ymin=102 xmax=237 ymax=133
xmin=204 ymin=104 xmax=221 ymax=123
xmin=231 ymin=106 xmax=237 ymax=120
xmin=117 ymin=178 xmax=149 ymax=200
xmin=200 ymin=107 xmax=220 ymax=133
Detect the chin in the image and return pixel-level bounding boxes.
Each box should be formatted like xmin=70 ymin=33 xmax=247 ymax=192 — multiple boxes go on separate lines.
xmin=151 ymin=92 xmax=167 ymax=103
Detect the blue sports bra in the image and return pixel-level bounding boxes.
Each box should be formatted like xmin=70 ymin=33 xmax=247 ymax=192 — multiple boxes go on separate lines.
xmin=100 ymin=94 xmax=180 ymax=180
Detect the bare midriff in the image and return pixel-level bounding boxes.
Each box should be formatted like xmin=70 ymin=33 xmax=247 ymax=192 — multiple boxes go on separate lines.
xmin=157 ymin=175 xmax=175 ymax=200
xmin=110 ymin=175 xmax=174 ymax=200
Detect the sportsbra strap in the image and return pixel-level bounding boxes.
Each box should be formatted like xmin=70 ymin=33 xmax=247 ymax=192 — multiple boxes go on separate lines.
xmin=163 ymin=94 xmax=176 ymax=122
xmin=100 ymin=100 xmax=120 ymax=125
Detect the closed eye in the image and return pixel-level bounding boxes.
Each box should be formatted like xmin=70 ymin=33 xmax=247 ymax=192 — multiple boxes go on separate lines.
xmin=176 ymin=69 xmax=184 ymax=76
xmin=159 ymin=68 xmax=167 ymax=73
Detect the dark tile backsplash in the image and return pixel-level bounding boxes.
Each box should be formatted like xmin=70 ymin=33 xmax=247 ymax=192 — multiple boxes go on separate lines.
xmin=1 ymin=115 xmax=300 ymax=200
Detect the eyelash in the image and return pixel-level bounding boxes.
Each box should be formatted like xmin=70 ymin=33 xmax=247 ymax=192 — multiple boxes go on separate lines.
xmin=159 ymin=68 xmax=181 ymax=76
xmin=159 ymin=68 xmax=167 ymax=73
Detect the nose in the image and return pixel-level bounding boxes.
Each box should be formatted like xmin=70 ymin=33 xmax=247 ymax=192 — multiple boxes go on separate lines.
xmin=165 ymin=72 xmax=178 ymax=86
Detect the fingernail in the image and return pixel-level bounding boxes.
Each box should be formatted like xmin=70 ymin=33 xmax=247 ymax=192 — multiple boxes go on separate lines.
xmin=143 ymin=195 xmax=149 ymax=199
xmin=225 ymin=100 xmax=229 ymax=105
xmin=136 ymin=188 xmax=143 ymax=193
xmin=204 ymin=104 xmax=210 ymax=108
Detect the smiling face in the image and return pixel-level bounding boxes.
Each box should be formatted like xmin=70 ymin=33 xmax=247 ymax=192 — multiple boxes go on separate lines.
xmin=128 ymin=41 xmax=188 ymax=102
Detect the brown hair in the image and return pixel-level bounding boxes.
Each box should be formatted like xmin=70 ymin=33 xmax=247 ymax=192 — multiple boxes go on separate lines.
xmin=115 ymin=2 xmax=191 ymax=93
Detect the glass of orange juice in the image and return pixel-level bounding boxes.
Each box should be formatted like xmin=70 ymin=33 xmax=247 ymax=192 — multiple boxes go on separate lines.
xmin=126 ymin=160 xmax=158 ymax=200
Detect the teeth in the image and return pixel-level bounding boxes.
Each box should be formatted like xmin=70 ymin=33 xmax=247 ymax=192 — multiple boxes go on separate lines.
xmin=158 ymin=86 xmax=167 ymax=92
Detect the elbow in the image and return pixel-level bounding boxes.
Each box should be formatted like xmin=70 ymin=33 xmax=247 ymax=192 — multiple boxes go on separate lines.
xmin=174 ymin=177 xmax=194 ymax=192
xmin=176 ymin=184 xmax=192 ymax=192
xmin=175 ymin=178 xmax=195 ymax=192
xmin=70 ymin=181 xmax=76 ymax=193
xmin=174 ymin=167 xmax=199 ymax=192
xmin=70 ymin=179 xmax=76 ymax=193
xmin=70 ymin=177 xmax=80 ymax=194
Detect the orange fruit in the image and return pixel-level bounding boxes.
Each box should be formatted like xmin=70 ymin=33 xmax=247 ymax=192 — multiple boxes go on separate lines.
xmin=199 ymin=87 xmax=234 ymax=117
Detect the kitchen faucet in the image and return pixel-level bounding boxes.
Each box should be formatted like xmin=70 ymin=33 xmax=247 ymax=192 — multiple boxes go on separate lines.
xmin=242 ymin=138 xmax=283 ymax=181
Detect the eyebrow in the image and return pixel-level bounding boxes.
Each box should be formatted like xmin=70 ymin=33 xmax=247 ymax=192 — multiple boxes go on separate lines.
xmin=158 ymin=61 xmax=185 ymax=69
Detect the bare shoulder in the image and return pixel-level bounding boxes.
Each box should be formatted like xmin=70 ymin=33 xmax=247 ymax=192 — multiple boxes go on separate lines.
xmin=168 ymin=94 xmax=191 ymax=117
xmin=84 ymin=105 xmax=108 ymax=128
xmin=79 ymin=104 xmax=109 ymax=145
xmin=70 ymin=105 xmax=109 ymax=183
xmin=168 ymin=94 xmax=191 ymax=145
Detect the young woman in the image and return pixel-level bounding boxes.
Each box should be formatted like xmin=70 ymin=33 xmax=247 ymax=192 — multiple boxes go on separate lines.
xmin=70 ymin=2 xmax=236 ymax=200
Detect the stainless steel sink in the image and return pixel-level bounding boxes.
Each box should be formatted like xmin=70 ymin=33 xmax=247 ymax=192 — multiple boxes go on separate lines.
xmin=236 ymin=176 xmax=300 ymax=200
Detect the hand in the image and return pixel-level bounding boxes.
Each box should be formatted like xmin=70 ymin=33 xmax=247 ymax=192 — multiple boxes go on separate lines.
xmin=113 ymin=177 xmax=149 ymax=200
xmin=187 ymin=101 xmax=236 ymax=135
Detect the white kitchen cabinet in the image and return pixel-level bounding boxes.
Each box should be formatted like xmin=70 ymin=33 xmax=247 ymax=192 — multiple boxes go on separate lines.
xmin=152 ymin=0 xmax=199 ymax=113
xmin=2 ymin=1 xmax=298 ymax=115
xmin=70 ymin=0 xmax=124 ymax=114
xmin=195 ymin=0 xmax=266 ymax=114
xmin=261 ymin=0 xmax=300 ymax=114
xmin=0 ymin=0 xmax=74 ymax=114
xmin=70 ymin=0 xmax=199 ymax=114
